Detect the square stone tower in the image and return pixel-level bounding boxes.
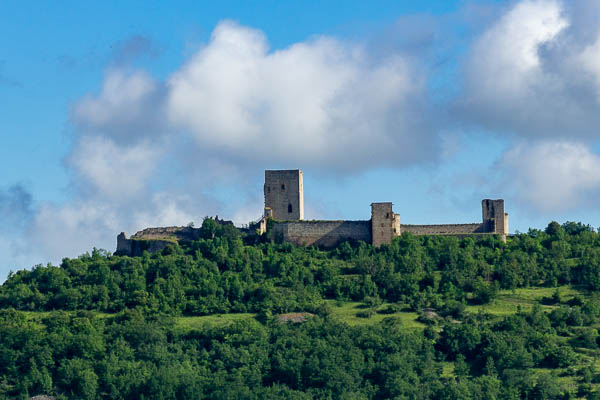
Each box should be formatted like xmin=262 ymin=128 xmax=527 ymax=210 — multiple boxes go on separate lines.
xmin=371 ymin=202 xmax=398 ymax=247
xmin=482 ymin=199 xmax=508 ymax=236
xmin=264 ymin=170 xmax=304 ymax=220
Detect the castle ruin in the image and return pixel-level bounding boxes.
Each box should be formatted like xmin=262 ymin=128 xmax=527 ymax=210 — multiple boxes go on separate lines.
xmin=261 ymin=169 xmax=508 ymax=247
xmin=115 ymin=169 xmax=508 ymax=255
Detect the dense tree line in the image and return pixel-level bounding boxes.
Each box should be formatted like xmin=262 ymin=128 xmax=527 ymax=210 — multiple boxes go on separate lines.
xmin=2 ymin=220 xmax=600 ymax=315
xmin=3 ymin=302 xmax=600 ymax=399
xmin=3 ymin=219 xmax=600 ymax=398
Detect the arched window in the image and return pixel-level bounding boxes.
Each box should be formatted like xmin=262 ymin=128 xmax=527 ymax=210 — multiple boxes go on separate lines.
xmin=288 ymin=203 xmax=293 ymax=213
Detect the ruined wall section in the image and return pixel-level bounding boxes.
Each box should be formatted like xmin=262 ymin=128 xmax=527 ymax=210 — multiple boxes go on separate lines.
xmin=271 ymin=220 xmax=371 ymax=247
xmin=116 ymin=233 xmax=132 ymax=255
xmin=115 ymin=225 xmax=211 ymax=256
xmin=115 ymin=232 xmax=175 ymax=257
xmin=401 ymin=223 xmax=484 ymax=235
xmin=264 ymin=170 xmax=304 ymax=220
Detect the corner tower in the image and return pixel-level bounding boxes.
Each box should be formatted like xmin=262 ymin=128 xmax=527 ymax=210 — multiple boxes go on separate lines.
xmin=264 ymin=170 xmax=304 ymax=220
xmin=482 ymin=199 xmax=508 ymax=236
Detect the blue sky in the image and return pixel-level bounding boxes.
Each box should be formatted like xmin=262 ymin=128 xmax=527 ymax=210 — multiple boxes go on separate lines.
xmin=2 ymin=0 xmax=600 ymax=281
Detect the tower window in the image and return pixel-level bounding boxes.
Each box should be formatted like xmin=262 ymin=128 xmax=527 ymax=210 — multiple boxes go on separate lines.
xmin=281 ymin=184 xmax=285 ymax=190
xmin=267 ymin=186 xmax=270 ymax=193
xmin=288 ymin=203 xmax=293 ymax=213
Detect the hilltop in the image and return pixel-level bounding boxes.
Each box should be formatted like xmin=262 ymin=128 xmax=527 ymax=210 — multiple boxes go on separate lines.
xmin=2 ymin=219 xmax=600 ymax=398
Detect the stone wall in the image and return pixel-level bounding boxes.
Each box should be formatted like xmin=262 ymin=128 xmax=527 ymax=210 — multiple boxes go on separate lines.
xmin=271 ymin=220 xmax=371 ymax=247
xmin=401 ymin=223 xmax=484 ymax=235
xmin=115 ymin=232 xmax=175 ymax=257
xmin=115 ymin=223 xmax=230 ymax=256
xmin=264 ymin=170 xmax=304 ymax=220
xmin=130 ymin=226 xmax=202 ymax=241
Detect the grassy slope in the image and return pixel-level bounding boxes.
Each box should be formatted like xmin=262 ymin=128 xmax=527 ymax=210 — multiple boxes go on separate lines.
xmin=14 ymin=286 xmax=600 ymax=397
xmin=465 ymin=286 xmax=582 ymax=316
xmin=16 ymin=286 xmax=587 ymax=329
xmin=324 ymin=300 xmax=425 ymax=328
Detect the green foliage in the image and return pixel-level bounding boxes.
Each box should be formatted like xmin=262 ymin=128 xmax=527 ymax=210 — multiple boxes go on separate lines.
xmin=2 ymin=220 xmax=600 ymax=398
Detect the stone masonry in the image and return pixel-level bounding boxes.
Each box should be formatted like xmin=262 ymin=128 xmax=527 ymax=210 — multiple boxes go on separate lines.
xmin=264 ymin=170 xmax=304 ymax=220
xmin=271 ymin=220 xmax=372 ymax=247
xmin=371 ymin=203 xmax=400 ymax=248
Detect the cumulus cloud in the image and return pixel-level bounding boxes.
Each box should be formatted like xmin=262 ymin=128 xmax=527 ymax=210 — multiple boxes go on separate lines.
xmin=26 ymin=192 xmax=204 ymax=264
xmin=457 ymin=0 xmax=600 ymax=138
xmin=578 ymin=36 xmax=600 ymax=101
xmin=29 ymin=201 xmax=119 ymax=262
xmin=501 ymin=141 xmax=600 ymax=211
xmin=129 ymin=192 xmax=200 ymax=229
xmin=67 ymin=136 xmax=162 ymax=200
xmin=73 ymin=69 xmax=167 ymax=143
xmin=167 ymin=20 xmax=435 ymax=170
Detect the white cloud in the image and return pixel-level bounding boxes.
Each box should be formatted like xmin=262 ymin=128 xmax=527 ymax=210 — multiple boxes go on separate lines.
xmin=22 ymin=190 xmax=214 ymax=268
xmin=28 ymin=201 xmax=119 ymax=263
xmin=73 ymin=69 xmax=167 ymax=143
xmin=167 ymin=20 xmax=434 ymax=170
xmin=458 ymin=0 xmax=600 ymax=138
xmin=579 ymin=35 xmax=600 ymax=101
xmin=459 ymin=0 xmax=569 ymax=133
xmin=131 ymin=192 xmax=199 ymax=229
xmin=501 ymin=141 xmax=600 ymax=211
xmin=67 ymin=136 xmax=161 ymax=200
xmin=469 ymin=0 xmax=567 ymax=91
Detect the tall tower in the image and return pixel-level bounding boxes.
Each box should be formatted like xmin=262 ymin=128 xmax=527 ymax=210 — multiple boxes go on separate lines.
xmin=482 ymin=199 xmax=508 ymax=236
xmin=371 ymin=202 xmax=396 ymax=247
xmin=264 ymin=170 xmax=304 ymax=220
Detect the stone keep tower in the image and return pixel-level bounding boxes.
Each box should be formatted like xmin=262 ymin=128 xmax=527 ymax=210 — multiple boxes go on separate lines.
xmin=264 ymin=170 xmax=304 ymax=220
xmin=482 ymin=199 xmax=509 ymax=236
xmin=371 ymin=202 xmax=400 ymax=247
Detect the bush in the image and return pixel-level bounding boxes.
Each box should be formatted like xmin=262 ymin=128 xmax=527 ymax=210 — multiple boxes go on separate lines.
xmin=377 ymin=304 xmax=402 ymax=314
xmin=439 ymin=300 xmax=466 ymax=319
xmin=356 ymin=309 xmax=375 ymax=318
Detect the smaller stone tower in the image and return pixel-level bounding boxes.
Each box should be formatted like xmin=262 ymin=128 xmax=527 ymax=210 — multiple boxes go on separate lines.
xmin=264 ymin=170 xmax=304 ymax=220
xmin=371 ymin=202 xmax=399 ymax=247
xmin=482 ymin=199 xmax=508 ymax=237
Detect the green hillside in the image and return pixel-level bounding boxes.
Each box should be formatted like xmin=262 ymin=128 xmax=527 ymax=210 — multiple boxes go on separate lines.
xmin=3 ymin=219 xmax=600 ymax=399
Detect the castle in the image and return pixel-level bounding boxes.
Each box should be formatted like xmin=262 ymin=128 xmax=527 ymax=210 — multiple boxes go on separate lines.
xmin=116 ymin=169 xmax=508 ymax=255
xmin=259 ymin=169 xmax=508 ymax=248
